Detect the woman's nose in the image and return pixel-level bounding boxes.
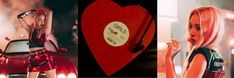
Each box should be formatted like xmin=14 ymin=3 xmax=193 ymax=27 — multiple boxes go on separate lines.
xmin=189 ymin=27 xmax=196 ymax=37
xmin=190 ymin=34 xmax=195 ymax=37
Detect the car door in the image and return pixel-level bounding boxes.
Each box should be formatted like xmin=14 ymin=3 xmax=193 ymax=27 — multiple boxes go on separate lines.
xmin=4 ymin=40 xmax=30 ymax=73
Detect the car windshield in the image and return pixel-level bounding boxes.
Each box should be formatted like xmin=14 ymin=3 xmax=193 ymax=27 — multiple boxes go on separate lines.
xmin=5 ymin=40 xmax=57 ymax=53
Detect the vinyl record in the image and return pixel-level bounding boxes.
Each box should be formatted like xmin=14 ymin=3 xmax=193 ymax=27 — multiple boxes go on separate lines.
xmin=81 ymin=0 xmax=155 ymax=76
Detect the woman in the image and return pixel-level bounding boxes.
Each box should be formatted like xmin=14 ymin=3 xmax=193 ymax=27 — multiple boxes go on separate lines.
xmin=17 ymin=8 xmax=56 ymax=78
xmin=166 ymin=6 xmax=225 ymax=78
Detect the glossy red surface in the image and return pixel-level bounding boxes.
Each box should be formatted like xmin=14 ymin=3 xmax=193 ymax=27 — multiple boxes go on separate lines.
xmin=81 ymin=0 xmax=155 ymax=76
xmin=0 ymin=40 xmax=77 ymax=77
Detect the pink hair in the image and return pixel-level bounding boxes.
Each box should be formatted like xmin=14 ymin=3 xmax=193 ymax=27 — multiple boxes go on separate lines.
xmin=187 ymin=6 xmax=225 ymax=51
xmin=32 ymin=9 xmax=47 ymax=30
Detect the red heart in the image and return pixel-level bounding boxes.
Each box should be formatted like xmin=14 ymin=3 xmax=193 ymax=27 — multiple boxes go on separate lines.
xmin=81 ymin=0 xmax=155 ymax=76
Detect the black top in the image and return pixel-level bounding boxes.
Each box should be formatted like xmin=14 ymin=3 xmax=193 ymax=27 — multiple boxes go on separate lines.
xmin=187 ymin=48 xmax=224 ymax=78
xmin=29 ymin=28 xmax=46 ymax=48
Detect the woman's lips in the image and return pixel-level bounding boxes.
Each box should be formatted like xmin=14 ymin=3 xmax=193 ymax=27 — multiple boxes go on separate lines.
xmin=188 ymin=38 xmax=195 ymax=44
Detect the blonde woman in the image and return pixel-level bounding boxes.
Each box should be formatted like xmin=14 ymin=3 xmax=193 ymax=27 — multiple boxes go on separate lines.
xmin=17 ymin=8 xmax=56 ymax=78
xmin=166 ymin=6 xmax=225 ymax=78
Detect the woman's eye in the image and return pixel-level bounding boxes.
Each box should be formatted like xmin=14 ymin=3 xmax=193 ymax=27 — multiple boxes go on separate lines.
xmin=195 ymin=24 xmax=200 ymax=31
xmin=189 ymin=24 xmax=192 ymax=29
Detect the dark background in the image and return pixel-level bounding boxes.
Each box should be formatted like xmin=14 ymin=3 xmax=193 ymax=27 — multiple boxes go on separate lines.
xmin=44 ymin=0 xmax=78 ymax=49
xmin=78 ymin=0 xmax=156 ymax=77
xmin=44 ymin=0 xmax=78 ymax=70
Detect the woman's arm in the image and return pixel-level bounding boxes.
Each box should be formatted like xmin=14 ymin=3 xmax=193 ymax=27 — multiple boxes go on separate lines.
xmin=165 ymin=40 xmax=180 ymax=78
xmin=18 ymin=18 xmax=30 ymax=32
xmin=17 ymin=10 xmax=36 ymax=32
xmin=45 ymin=8 xmax=53 ymax=34
xmin=183 ymin=54 xmax=207 ymax=78
xmin=165 ymin=55 xmax=177 ymax=78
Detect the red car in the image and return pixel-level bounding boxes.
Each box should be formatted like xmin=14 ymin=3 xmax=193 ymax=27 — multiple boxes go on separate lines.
xmin=0 ymin=39 xmax=78 ymax=78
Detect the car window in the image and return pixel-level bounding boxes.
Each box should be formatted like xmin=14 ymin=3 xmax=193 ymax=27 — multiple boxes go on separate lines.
xmin=5 ymin=40 xmax=57 ymax=53
xmin=5 ymin=41 xmax=30 ymax=53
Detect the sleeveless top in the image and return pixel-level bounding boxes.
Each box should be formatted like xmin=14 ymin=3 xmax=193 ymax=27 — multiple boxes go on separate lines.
xmin=187 ymin=48 xmax=225 ymax=78
xmin=29 ymin=28 xmax=46 ymax=48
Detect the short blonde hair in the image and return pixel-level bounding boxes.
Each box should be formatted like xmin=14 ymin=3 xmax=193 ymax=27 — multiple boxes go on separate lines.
xmin=187 ymin=6 xmax=225 ymax=51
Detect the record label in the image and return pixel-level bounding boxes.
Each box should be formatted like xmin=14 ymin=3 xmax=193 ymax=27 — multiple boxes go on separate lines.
xmin=103 ymin=21 xmax=129 ymax=47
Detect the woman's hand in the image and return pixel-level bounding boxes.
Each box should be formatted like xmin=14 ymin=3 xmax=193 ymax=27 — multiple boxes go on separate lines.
xmin=166 ymin=40 xmax=180 ymax=58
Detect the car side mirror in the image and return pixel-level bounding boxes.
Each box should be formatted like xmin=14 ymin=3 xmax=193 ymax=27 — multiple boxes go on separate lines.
xmin=59 ymin=48 xmax=67 ymax=52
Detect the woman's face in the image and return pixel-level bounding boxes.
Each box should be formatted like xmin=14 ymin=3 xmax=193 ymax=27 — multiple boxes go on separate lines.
xmin=35 ymin=15 xmax=46 ymax=27
xmin=189 ymin=14 xmax=203 ymax=46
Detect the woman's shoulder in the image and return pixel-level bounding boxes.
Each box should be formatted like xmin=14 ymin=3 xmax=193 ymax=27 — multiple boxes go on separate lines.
xmin=189 ymin=47 xmax=213 ymax=65
xmin=189 ymin=47 xmax=223 ymax=67
xmin=193 ymin=47 xmax=220 ymax=57
xmin=192 ymin=47 xmax=212 ymax=56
